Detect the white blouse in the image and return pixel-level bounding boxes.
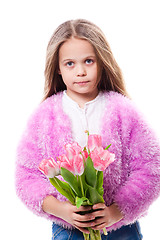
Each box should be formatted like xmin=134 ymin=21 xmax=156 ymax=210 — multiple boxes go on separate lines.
xmin=62 ymin=91 xmax=106 ymax=147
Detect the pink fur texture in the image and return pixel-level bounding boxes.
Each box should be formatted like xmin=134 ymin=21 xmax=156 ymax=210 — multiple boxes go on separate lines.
xmin=15 ymin=91 xmax=160 ymax=231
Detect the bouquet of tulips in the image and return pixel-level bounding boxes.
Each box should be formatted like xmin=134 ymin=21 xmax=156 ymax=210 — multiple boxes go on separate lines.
xmin=39 ymin=133 xmax=115 ymax=240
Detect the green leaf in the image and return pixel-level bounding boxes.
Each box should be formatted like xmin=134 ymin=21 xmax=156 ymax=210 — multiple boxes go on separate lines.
xmin=52 ymin=176 xmax=76 ymax=199
xmin=96 ymin=171 xmax=104 ymax=196
xmin=86 ymin=185 xmax=104 ymax=204
xmin=105 ymin=144 xmax=111 ymax=150
xmin=61 ymin=167 xmax=81 ymax=196
xmin=76 ymin=197 xmax=84 ymax=208
xmin=85 ymin=156 xmax=97 ymax=188
xmin=97 ymin=186 xmax=104 ymax=197
xmin=76 ymin=196 xmax=90 ymax=208
xmin=49 ymin=177 xmax=75 ymax=204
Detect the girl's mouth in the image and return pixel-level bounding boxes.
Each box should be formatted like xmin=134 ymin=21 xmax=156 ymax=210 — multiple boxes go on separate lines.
xmin=75 ymin=81 xmax=90 ymax=85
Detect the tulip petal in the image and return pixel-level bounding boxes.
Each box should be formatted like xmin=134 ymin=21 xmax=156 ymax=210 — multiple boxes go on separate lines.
xmin=38 ymin=157 xmax=60 ymax=178
xmin=73 ymin=154 xmax=84 ymax=176
xmin=58 ymin=143 xmax=84 ymax=175
xmin=90 ymin=147 xmax=115 ymax=171
xmin=88 ymin=134 xmax=102 ymax=151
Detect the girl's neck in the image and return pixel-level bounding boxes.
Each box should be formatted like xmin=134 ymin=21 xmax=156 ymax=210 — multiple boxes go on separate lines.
xmin=66 ymin=90 xmax=99 ymax=108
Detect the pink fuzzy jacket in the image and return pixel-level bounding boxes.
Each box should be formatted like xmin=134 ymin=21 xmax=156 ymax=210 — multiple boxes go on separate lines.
xmin=15 ymin=91 xmax=160 ymax=231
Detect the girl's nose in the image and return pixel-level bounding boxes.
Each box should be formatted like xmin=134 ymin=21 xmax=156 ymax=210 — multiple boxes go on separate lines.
xmin=76 ymin=65 xmax=87 ymax=77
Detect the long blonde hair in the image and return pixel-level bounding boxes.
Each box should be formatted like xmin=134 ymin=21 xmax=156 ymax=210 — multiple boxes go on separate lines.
xmin=43 ymin=19 xmax=128 ymax=100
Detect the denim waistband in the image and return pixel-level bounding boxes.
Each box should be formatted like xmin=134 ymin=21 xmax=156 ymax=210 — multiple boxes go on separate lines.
xmin=52 ymin=221 xmax=143 ymax=240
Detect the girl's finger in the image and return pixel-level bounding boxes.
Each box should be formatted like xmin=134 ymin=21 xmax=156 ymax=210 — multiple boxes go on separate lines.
xmin=73 ymin=212 xmax=95 ymax=222
xmin=74 ymin=205 xmax=92 ymax=212
xmin=92 ymin=203 xmax=106 ymax=210
xmin=92 ymin=222 xmax=107 ymax=230
xmin=74 ymin=219 xmax=95 ymax=228
xmin=92 ymin=209 xmax=105 ymax=218
xmin=91 ymin=216 xmax=106 ymax=226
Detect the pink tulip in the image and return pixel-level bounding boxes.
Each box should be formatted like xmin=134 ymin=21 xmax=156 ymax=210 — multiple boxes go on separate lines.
xmin=57 ymin=154 xmax=74 ymax=173
xmin=88 ymin=134 xmax=102 ymax=151
xmin=90 ymin=146 xmax=115 ymax=171
xmin=72 ymin=154 xmax=85 ymax=176
xmin=38 ymin=157 xmax=60 ymax=178
xmin=65 ymin=142 xmax=82 ymax=159
xmin=82 ymin=148 xmax=89 ymax=160
xmin=57 ymin=142 xmax=84 ymax=176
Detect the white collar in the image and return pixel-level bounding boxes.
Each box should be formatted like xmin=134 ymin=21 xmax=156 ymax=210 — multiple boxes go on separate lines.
xmin=63 ymin=90 xmax=103 ymax=110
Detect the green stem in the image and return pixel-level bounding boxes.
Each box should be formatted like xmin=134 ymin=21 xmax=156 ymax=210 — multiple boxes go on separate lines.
xmin=94 ymin=230 xmax=101 ymax=239
xmin=83 ymin=233 xmax=90 ymax=240
xmin=103 ymin=228 xmax=108 ymax=235
xmin=89 ymin=228 xmax=97 ymax=240
xmin=79 ymin=175 xmax=85 ymax=197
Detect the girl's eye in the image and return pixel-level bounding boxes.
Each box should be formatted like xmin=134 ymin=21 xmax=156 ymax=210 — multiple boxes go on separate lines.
xmin=66 ymin=61 xmax=74 ymax=67
xmin=85 ymin=59 xmax=94 ymax=64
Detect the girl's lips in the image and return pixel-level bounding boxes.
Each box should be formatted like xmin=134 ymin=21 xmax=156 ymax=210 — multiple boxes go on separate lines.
xmin=74 ymin=81 xmax=90 ymax=85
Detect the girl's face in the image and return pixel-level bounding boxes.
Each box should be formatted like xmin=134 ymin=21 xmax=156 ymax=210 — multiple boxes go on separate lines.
xmin=58 ymin=37 xmax=100 ymax=103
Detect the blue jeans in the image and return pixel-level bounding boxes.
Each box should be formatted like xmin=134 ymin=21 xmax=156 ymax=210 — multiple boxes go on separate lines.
xmin=52 ymin=221 xmax=143 ymax=240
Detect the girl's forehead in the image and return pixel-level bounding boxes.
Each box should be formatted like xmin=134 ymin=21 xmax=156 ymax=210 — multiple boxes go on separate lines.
xmin=59 ymin=38 xmax=96 ymax=60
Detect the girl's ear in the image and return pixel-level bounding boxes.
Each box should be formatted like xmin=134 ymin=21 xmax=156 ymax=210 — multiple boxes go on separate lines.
xmin=58 ymin=69 xmax=61 ymax=75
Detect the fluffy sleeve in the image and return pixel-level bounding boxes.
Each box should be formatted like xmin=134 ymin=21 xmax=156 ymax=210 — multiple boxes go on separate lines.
xmin=111 ymin=95 xmax=160 ymax=229
xmin=15 ymin=96 xmax=73 ymax=227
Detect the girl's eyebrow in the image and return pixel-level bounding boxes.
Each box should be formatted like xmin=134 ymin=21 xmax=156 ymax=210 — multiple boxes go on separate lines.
xmin=62 ymin=59 xmax=73 ymax=63
xmin=84 ymin=55 xmax=96 ymax=59
xmin=62 ymin=55 xmax=96 ymax=63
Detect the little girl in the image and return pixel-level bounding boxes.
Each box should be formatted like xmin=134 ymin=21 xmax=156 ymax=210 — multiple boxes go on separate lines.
xmin=16 ymin=19 xmax=160 ymax=240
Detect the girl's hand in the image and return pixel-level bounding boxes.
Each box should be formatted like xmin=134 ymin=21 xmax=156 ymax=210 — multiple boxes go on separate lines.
xmin=59 ymin=201 xmax=96 ymax=234
xmin=42 ymin=196 xmax=123 ymax=233
xmin=90 ymin=203 xmax=123 ymax=230
xmin=42 ymin=196 xmax=96 ymax=233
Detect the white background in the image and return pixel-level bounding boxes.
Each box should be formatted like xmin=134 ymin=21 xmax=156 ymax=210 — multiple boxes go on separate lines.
xmin=0 ymin=0 xmax=160 ymax=239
